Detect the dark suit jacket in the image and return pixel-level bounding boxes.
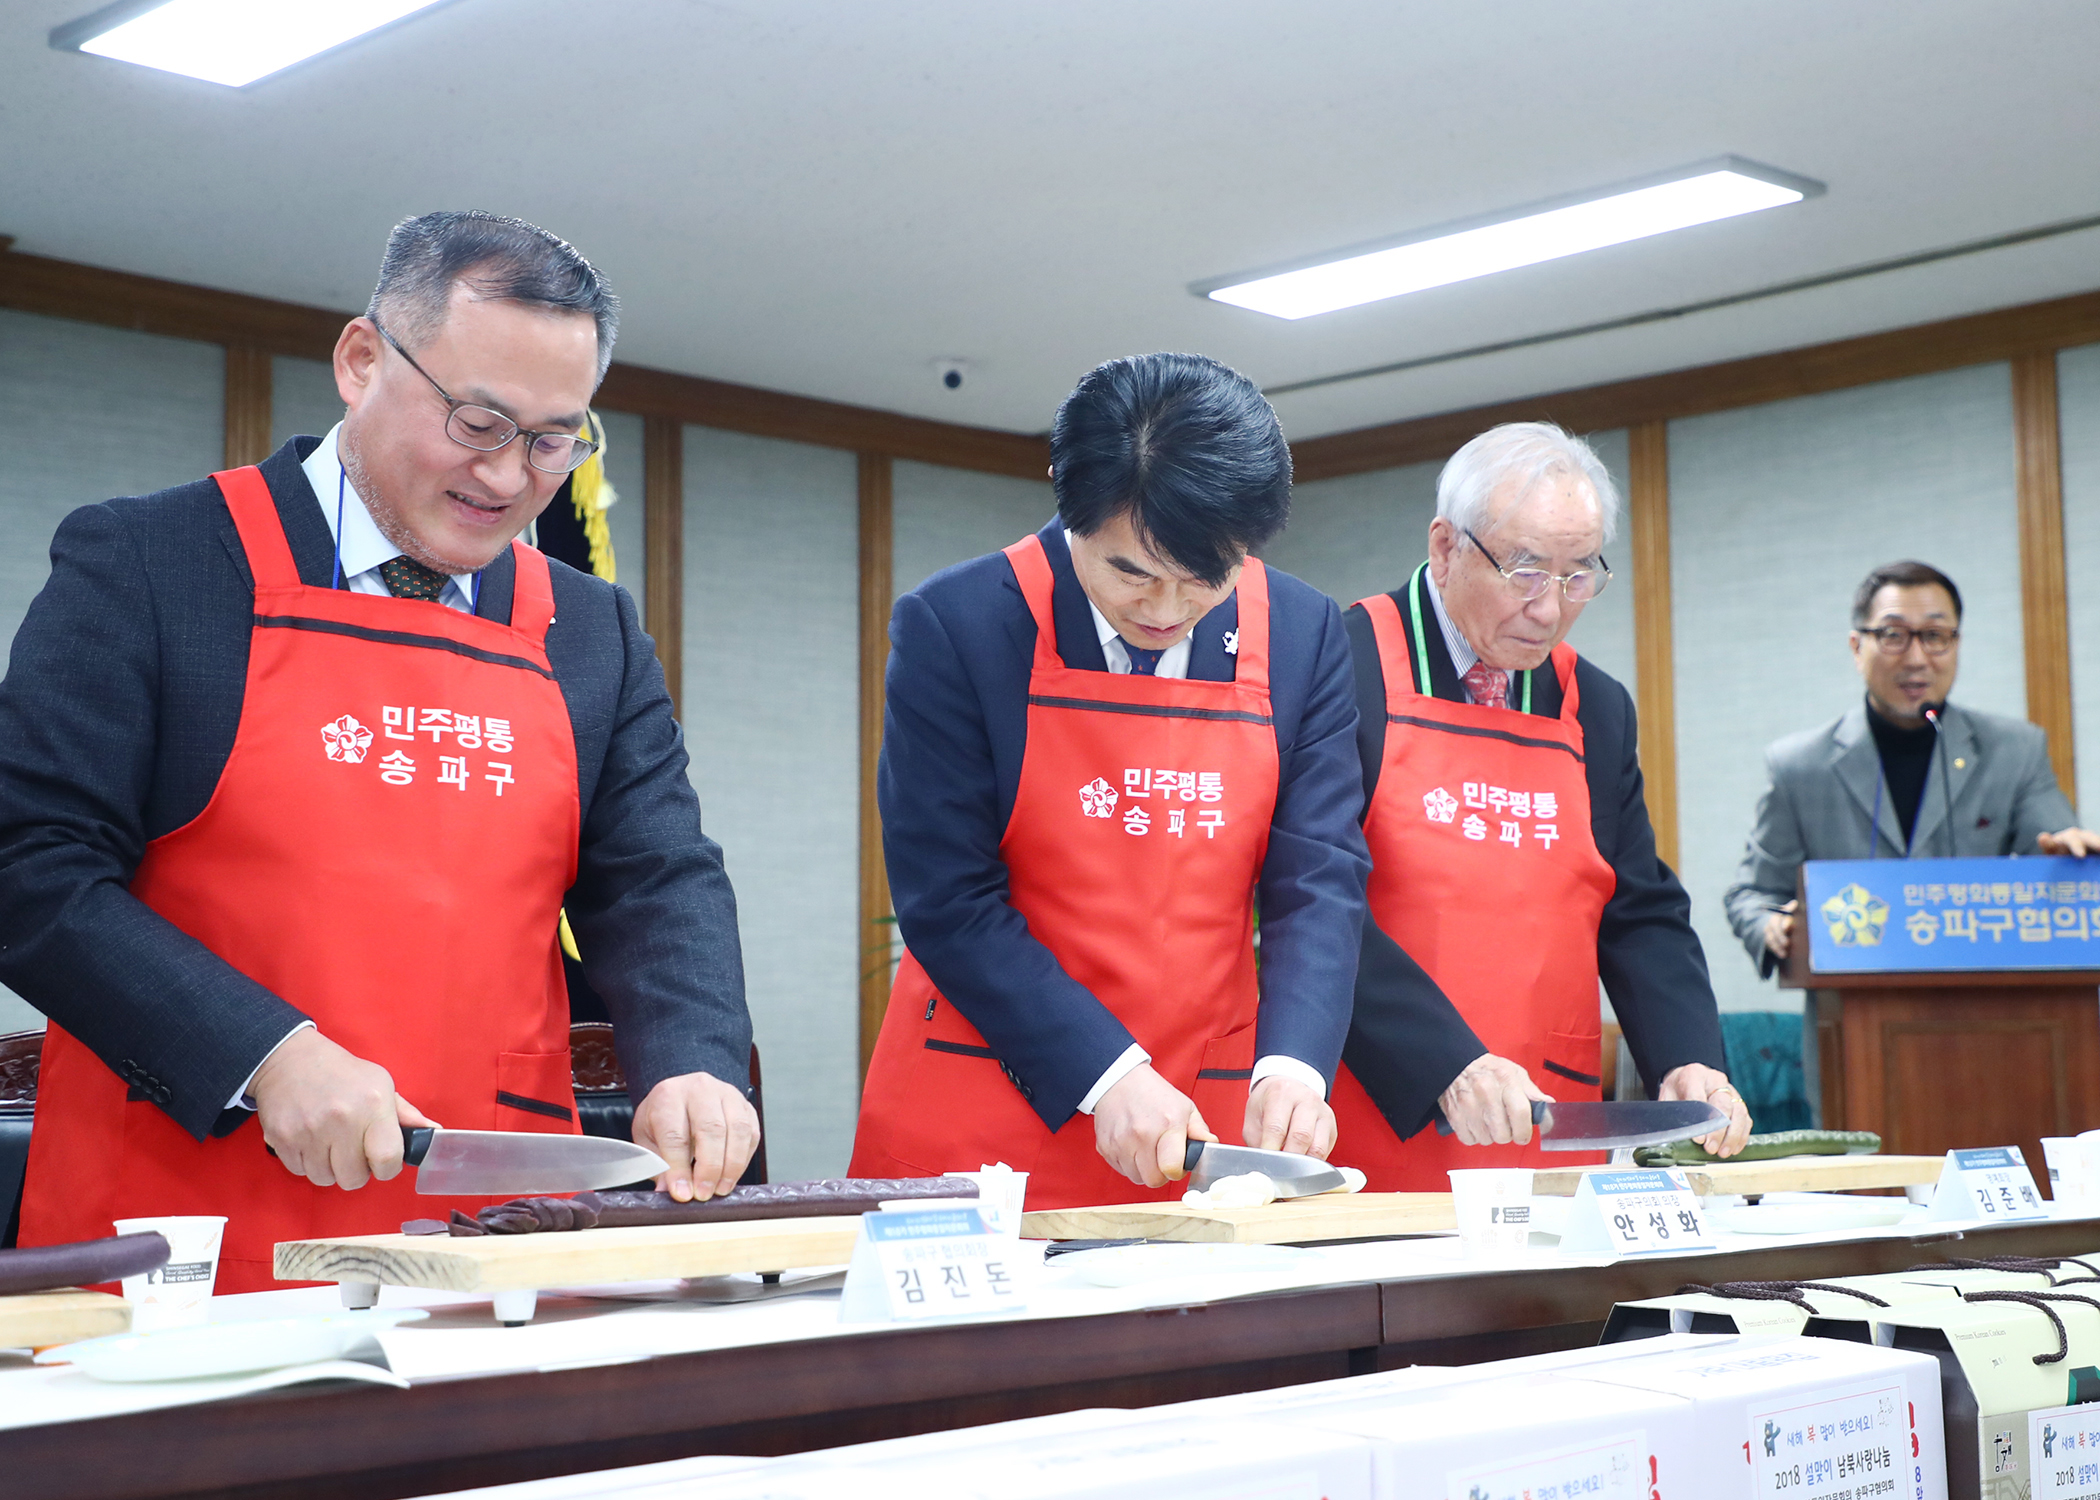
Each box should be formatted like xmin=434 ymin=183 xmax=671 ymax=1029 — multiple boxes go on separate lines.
xmin=879 ymin=519 xmax=1371 ymax=1130
xmin=0 ymin=438 xmax=750 ymax=1141
xmin=1340 ymin=574 xmax=1727 ymax=1138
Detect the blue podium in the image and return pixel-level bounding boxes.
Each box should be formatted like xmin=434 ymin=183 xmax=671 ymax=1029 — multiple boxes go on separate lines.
xmin=1780 ymin=856 xmax=2100 ymax=1181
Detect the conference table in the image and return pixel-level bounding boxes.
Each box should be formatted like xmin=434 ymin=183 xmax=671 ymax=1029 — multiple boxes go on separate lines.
xmin=9 ymin=1212 xmax=2098 ymax=1500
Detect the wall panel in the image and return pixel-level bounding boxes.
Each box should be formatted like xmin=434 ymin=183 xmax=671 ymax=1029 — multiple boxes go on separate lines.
xmin=2060 ymin=346 xmax=2100 ymax=823
xmin=0 ymin=309 xmax=226 ymax=1033
xmin=681 ymin=427 xmax=860 ymax=1179
xmin=1668 ymin=364 xmax=2025 ymax=1016
xmin=890 ymin=460 xmax=1053 ymax=600
xmin=270 ymin=354 xmax=341 ymax=451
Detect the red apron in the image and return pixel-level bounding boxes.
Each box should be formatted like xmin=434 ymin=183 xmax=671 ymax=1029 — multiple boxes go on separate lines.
xmin=1328 ymin=575 xmax=1616 ymax=1190
xmin=21 ymin=466 xmax=583 ymax=1292
xmin=850 ymin=534 xmax=1279 ymax=1209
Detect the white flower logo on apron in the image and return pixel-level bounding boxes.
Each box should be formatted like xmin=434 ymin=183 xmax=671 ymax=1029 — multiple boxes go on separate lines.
xmin=320 ymin=714 xmax=373 ymax=764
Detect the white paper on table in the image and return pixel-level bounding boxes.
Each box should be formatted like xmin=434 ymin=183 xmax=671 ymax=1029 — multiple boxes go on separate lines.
xmin=0 ymin=1359 xmax=404 ymax=1431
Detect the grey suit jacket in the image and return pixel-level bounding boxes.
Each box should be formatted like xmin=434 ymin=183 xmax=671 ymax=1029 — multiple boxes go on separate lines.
xmin=1725 ymin=699 xmax=2077 ymax=975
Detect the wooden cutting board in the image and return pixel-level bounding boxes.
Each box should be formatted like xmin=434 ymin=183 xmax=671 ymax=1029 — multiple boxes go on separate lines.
xmin=0 ymin=1288 xmax=130 ymax=1348
xmin=274 ymin=1215 xmax=865 ymax=1293
xmin=1021 ymin=1192 xmax=1455 ymax=1244
xmin=1532 ymin=1154 xmax=1945 ymax=1198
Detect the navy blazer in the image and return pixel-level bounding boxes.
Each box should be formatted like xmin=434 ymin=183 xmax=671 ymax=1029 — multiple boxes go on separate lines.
xmin=1340 ymin=577 xmax=1727 ymax=1138
xmin=879 ymin=519 xmax=1370 ymax=1131
xmin=0 ymin=438 xmax=751 ymax=1141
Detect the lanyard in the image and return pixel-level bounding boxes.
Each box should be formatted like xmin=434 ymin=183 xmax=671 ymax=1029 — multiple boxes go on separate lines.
xmin=1405 ymin=562 xmax=1532 ymax=712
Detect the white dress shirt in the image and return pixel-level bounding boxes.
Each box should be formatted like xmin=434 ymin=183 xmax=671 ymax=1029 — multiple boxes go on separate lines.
xmin=228 ymin=426 xmax=482 ymax=1110
xmin=1069 ymin=571 xmax=1327 ymax=1114
xmin=1425 ymin=574 xmax=1487 ymax=698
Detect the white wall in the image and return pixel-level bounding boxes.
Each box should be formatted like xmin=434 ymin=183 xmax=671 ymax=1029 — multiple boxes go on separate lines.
xmin=1667 ymin=364 xmax=2026 ymax=1014
xmin=891 ymin=459 xmax=1052 ymax=597
xmin=0 ymin=310 xmax=226 ymax=1034
xmin=681 ymin=426 xmax=860 ymax=1180
xmin=271 ymin=354 xmax=341 ymax=450
xmin=2056 ymin=344 xmax=2100 ymax=826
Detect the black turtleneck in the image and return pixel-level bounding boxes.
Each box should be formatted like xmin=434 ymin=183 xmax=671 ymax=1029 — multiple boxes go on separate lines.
xmin=1866 ymin=698 xmax=1937 ymax=847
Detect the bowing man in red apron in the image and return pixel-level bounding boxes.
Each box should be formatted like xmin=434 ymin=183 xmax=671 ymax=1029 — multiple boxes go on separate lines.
xmin=853 ymin=355 xmax=1371 ymax=1208
xmin=1326 ymin=423 xmax=1751 ymax=1192
xmin=7 ymin=215 xmax=757 ymax=1289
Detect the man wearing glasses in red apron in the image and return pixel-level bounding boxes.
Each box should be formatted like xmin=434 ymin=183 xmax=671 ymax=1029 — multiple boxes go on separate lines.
xmin=1328 ymin=423 xmax=1751 ymax=1190
xmin=0 ymin=213 xmax=756 ymax=1289
xmin=853 ymin=354 xmax=1369 ymax=1206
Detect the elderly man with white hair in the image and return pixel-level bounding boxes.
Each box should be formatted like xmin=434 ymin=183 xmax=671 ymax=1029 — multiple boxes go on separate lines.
xmin=1327 ymin=422 xmax=1750 ymax=1189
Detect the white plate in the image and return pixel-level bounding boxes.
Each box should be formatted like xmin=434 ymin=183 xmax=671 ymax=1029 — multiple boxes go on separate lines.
xmin=1055 ymin=1243 xmax=1309 ymax=1287
xmin=1716 ymin=1196 xmax=1916 ymax=1236
xmin=36 ymin=1308 xmax=427 ymax=1382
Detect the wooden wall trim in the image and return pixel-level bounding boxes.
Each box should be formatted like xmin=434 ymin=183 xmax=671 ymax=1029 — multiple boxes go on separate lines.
xmin=2012 ymin=351 xmax=2078 ymax=805
xmin=0 ymin=245 xmax=1048 ymax=481
xmin=1293 ymin=286 xmax=2100 ymax=482
xmin=1627 ymin=422 xmax=1679 ymax=870
xmin=222 ymin=346 xmax=274 ymax=469
xmin=642 ymin=417 xmax=684 ymax=719
xmin=857 ymin=454 xmax=896 ymax=1077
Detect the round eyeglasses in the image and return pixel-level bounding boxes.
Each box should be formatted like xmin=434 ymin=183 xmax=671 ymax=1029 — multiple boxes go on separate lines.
xmin=1464 ymin=529 xmax=1612 ymax=602
xmin=1860 ymin=624 xmax=1959 ymax=657
xmin=370 ymin=317 xmax=600 ymax=475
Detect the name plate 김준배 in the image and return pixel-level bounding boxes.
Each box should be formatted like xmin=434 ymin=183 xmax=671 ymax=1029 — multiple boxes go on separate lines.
xmin=1925 ymin=1146 xmax=2047 ymax=1224
xmin=1803 ymin=855 xmax=2100 ymax=974
xmin=838 ymin=1205 xmax=1028 ymax=1324
xmin=1559 ymin=1169 xmax=1716 ymax=1257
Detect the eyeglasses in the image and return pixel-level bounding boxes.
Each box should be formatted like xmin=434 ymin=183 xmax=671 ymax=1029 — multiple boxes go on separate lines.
xmin=1464 ymin=529 xmax=1612 ymax=602
xmin=369 ymin=317 xmax=599 ymax=475
xmin=1860 ymin=624 xmax=1960 ymax=657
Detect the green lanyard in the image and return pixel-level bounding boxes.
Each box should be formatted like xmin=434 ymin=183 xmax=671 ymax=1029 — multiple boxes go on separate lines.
xmin=1404 ymin=562 xmax=1531 ymax=711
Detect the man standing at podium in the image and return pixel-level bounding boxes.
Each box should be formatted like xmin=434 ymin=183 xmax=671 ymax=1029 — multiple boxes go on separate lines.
xmin=1726 ymin=558 xmax=2097 ymax=979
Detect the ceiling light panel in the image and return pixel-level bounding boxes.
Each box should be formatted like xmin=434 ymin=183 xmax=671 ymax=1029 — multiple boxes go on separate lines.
xmin=1199 ymin=157 xmax=1824 ymax=320
xmin=54 ymin=0 xmax=451 ymax=89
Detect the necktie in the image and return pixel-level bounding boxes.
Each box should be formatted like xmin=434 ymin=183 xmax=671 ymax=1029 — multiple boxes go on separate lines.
xmin=1463 ymin=661 xmax=1510 ymax=711
xmin=381 ymin=555 xmax=452 ymax=603
xmin=1123 ymin=642 xmax=1167 ymax=676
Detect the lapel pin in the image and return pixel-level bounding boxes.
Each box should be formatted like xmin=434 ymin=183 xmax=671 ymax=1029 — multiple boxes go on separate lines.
xmin=1223 ymin=630 xmax=1239 ymax=656
xmin=1954 ymin=758 xmax=1966 ymax=770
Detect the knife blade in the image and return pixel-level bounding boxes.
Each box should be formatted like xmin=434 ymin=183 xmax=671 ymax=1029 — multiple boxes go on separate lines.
xmin=1179 ymin=1140 xmax=1349 ymax=1199
xmin=1432 ymin=1099 xmax=1728 ymax=1150
xmin=402 ymin=1127 xmax=670 ymax=1196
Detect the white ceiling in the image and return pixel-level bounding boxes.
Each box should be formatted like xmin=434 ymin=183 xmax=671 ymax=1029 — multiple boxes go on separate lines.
xmin=7 ymin=0 xmax=2100 ymax=441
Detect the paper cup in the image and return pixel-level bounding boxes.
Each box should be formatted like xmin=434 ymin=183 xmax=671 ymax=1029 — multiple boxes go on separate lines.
xmin=2042 ymin=1138 xmax=2092 ymax=1207
xmin=1448 ymin=1169 xmax=1534 ymax=1257
xmin=112 ymin=1216 xmax=226 ymax=1329
xmin=957 ymin=1165 xmax=1029 ymax=1238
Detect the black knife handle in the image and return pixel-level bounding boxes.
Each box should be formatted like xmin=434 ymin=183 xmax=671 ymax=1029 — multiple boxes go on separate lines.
xmin=402 ymin=1127 xmax=435 ymax=1167
xmin=1433 ymin=1099 xmax=1549 ymax=1137
xmin=1183 ymin=1139 xmax=1205 ymax=1173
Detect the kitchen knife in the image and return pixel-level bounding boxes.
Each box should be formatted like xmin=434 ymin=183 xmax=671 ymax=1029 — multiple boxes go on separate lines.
xmin=402 ymin=1127 xmax=669 ymax=1196
xmin=1433 ymin=1099 xmax=1727 ymax=1150
xmin=1180 ymin=1140 xmax=1349 ymax=1199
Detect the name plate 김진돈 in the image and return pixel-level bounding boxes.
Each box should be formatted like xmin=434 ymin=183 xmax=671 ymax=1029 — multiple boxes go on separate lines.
xmin=838 ymin=1206 xmax=1028 ymax=1324
xmin=1560 ymin=1169 xmax=1716 ymax=1257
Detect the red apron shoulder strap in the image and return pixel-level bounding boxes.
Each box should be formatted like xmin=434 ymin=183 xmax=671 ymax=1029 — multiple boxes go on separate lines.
xmin=211 ymin=467 xmax=300 ymax=592
xmin=1354 ymin=590 xmax=1419 ymax=712
xmin=507 ymin=539 xmax=556 ymax=644
xmin=1550 ymin=641 xmax=1582 ymax=719
xmin=1231 ymin=557 xmax=1271 ymax=693
xmin=1002 ymin=534 xmax=1062 ymax=670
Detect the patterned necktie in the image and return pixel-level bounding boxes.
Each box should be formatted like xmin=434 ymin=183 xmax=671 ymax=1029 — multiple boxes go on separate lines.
xmin=380 ymin=555 xmax=452 ymax=602
xmin=1463 ymin=661 xmax=1510 ymax=711
xmin=1123 ymin=642 xmax=1167 ymax=676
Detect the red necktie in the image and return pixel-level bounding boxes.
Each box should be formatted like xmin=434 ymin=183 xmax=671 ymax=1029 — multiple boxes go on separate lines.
xmin=1463 ymin=662 xmax=1509 ymax=710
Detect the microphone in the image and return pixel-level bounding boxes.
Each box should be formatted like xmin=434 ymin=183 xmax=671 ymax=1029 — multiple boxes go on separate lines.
xmin=1922 ymin=702 xmax=1956 ymax=856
